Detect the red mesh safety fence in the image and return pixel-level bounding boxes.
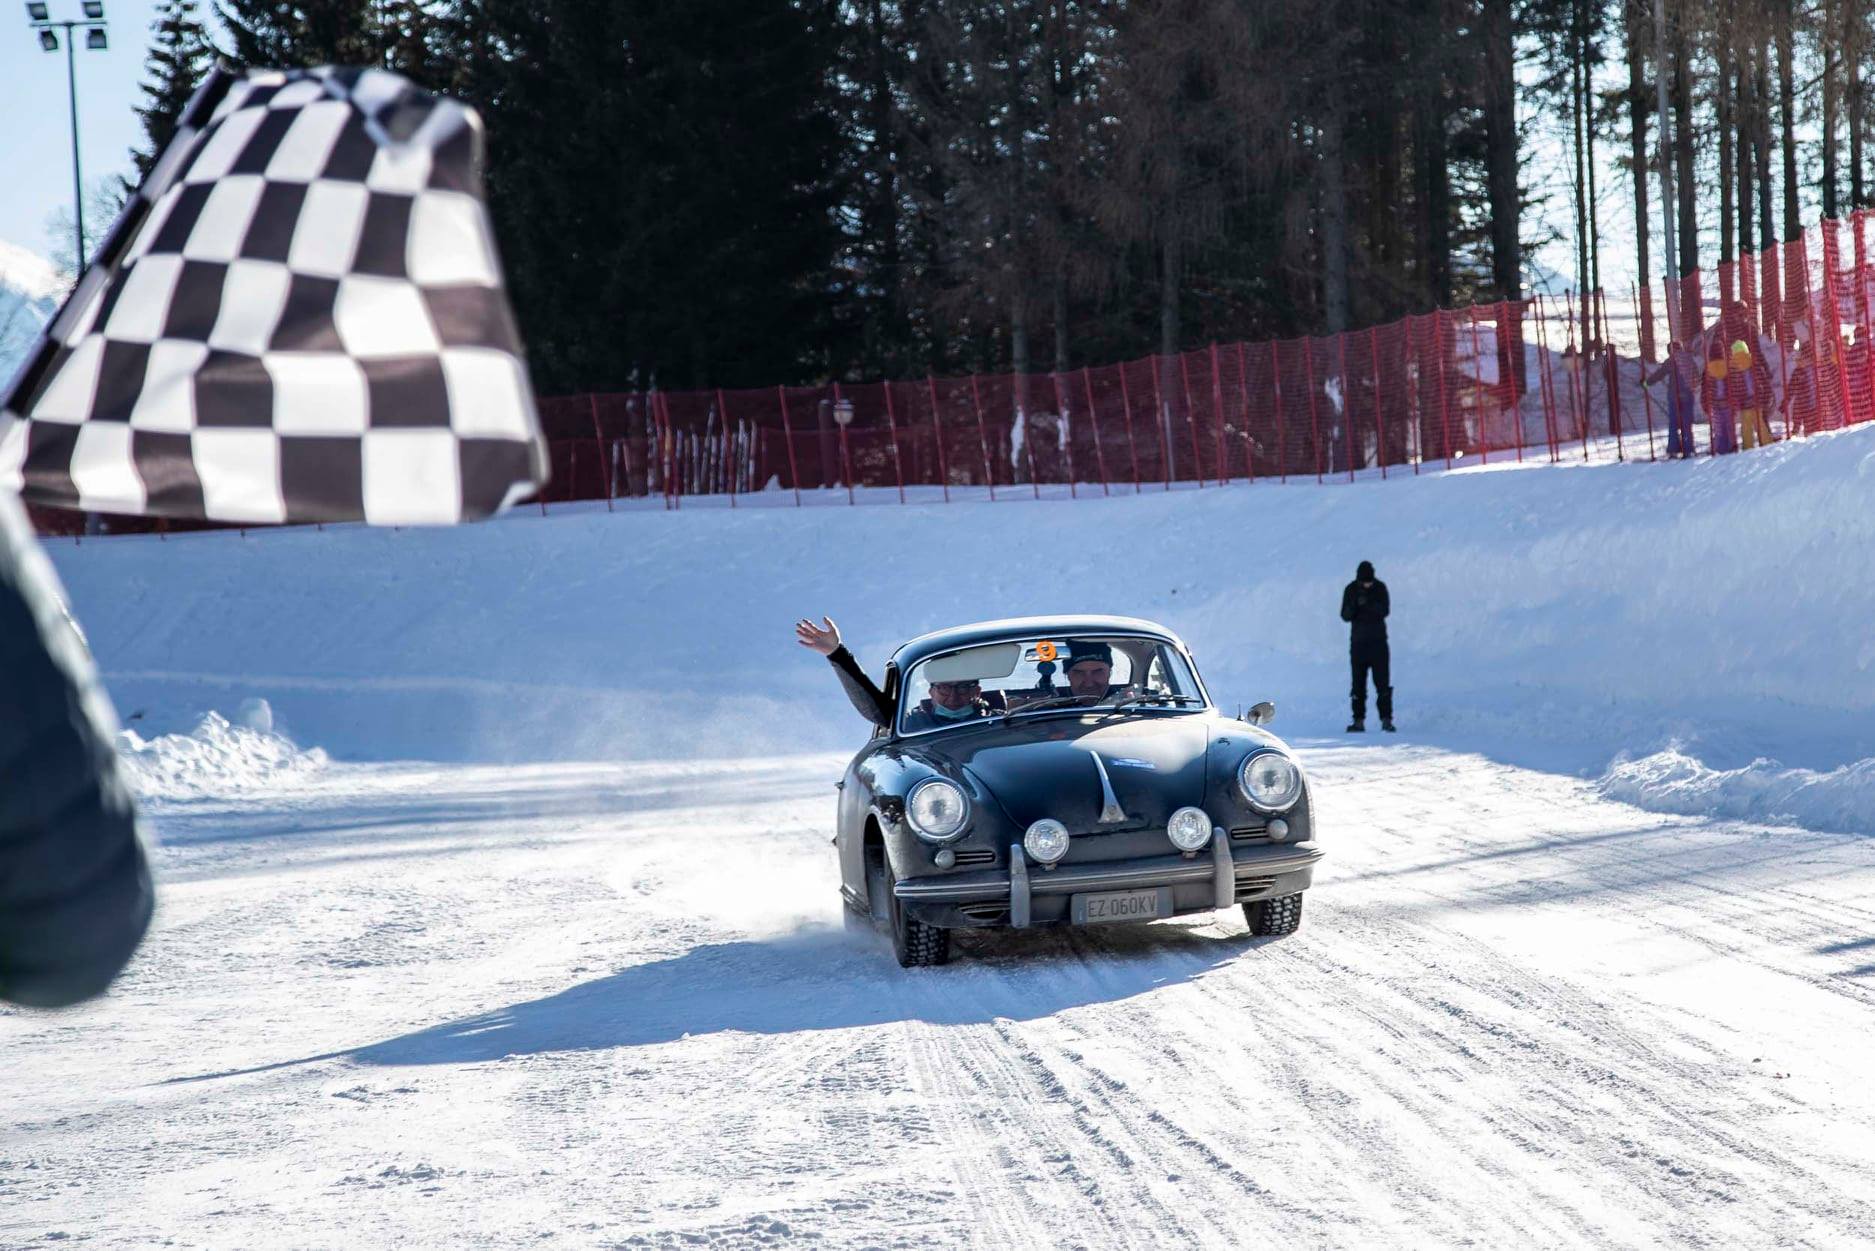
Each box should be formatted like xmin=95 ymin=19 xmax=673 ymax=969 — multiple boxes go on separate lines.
xmin=29 ymin=214 xmax=1875 ymax=537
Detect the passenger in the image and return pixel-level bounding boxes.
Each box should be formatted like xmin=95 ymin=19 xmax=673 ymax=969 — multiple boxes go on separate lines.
xmin=796 ymin=615 xmax=992 ymax=732
xmin=795 ymin=615 xmax=891 ymax=726
xmin=901 ymin=677 xmax=992 ymax=733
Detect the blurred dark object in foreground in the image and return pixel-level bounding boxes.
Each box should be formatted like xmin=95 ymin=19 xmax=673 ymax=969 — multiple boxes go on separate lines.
xmin=0 ymin=492 xmax=153 ymax=1007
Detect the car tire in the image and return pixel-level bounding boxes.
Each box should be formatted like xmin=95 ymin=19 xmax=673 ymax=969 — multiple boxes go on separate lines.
xmin=1244 ymin=892 xmax=1303 ymax=937
xmin=886 ymin=877 xmax=952 ymax=968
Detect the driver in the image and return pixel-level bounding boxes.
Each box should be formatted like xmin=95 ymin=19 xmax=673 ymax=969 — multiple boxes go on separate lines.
xmin=1063 ymin=640 xmax=1124 ymax=703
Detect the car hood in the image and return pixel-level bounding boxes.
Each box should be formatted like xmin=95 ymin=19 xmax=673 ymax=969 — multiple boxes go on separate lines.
xmin=902 ymin=715 xmax=1213 ymax=831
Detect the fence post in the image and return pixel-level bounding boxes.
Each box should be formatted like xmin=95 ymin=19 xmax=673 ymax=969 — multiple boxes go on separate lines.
xmin=776 ymin=385 xmax=803 ymax=507
xmin=1336 ymin=332 xmax=1355 ymax=481
xmin=717 ymin=389 xmax=737 ymax=508
xmin=1117 ymin=364 xmax=1144 ymax=493
xmin=832 ymin=380 xmax=856 ymax=505
xmin=586 ymin=394 xmax=614 ymax=512
xmin=1080 ymin=368 xmax=1112 ymax=497
xmin=968 ymin=373 xmax=998 ymax=501
xmin=1018 ymin=375 xmax=1041 ymax=499
xmin=926 ymin=375 xmax=951 ymax=503
xmin=1207 ymin=344 xmax=1228 ymax=485
xmin=1242 ymin=341 xmax=1265 ymax=483
xmin=1598 ymin=291 xmax=1623 ymax=461
xmin=1051 ymin=371 xmax=1076 ymax=499
xmin=882 ymin=381 xmax=907 ymax=504
xmin=1368 ymin=326 xmax=1387 ymax=480
xmin=1462 ymin=310 xmax=1490 ymax=466
xmin=1501 ymin=303 xmax=1524 ymax=463
xmin=1176 ymin=351 xmax=1206 ymax=488
xmin=1304 ymin=337 xmax=1323 ymax=482
xmin=1151 ymin=357 xmax=1174 ymax=489
xmin=1434 ymin=313 xmax=1453 ymax=469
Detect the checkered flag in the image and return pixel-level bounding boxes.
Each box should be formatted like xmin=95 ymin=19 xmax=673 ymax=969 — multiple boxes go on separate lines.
xmin=0 ymin=65 xmax=547 ymax=525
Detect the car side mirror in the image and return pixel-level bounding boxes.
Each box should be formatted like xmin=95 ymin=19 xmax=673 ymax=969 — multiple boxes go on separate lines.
xmin=1244 ymin=701 xmax=1276 ymax=726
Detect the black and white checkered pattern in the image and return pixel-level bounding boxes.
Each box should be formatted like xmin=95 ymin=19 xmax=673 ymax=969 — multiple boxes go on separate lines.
xmin=0 ymin=66 xmax=546 ymax=525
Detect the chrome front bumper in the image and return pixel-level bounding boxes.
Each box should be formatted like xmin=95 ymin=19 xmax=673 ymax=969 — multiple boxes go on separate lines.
xmin=894 ymin=833 xmax=1323 ymax=927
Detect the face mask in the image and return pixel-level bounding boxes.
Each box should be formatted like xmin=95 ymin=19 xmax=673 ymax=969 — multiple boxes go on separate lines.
xmin=933 ymin=698 xmax=978 ymax=720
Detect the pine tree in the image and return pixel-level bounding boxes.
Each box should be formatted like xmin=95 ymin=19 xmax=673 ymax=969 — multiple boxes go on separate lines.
xmin=216 ymin=0 xmax=379 ymax=69
xmin=128 ymin=0 xmax=217 ymax=188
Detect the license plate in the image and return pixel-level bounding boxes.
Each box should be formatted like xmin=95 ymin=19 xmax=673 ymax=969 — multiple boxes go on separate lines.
xmin=1072 ymin=887 xmax=1165 ymax=924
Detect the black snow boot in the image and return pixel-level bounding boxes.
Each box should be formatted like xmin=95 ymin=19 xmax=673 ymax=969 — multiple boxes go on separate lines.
xmin=1346 ymin=720 xmax=1365 ymax=733
xmin=1381 ymin=720 xmax=1396 ymax=732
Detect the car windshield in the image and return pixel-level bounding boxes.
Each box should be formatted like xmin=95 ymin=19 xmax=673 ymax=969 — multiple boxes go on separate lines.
xmin=898 ymin=634 xmax=1204 ymax=736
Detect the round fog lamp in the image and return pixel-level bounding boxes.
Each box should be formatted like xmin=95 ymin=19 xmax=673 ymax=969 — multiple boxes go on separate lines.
xmin=1239 ymin=751 xmax=1302 ymax=812
xmin=1167 ymin=806 xmax=1212 ymax=852
xmin=1024 ymin=818 xmax=1070 ymax=865
xmin=1266 ymin=817 xmax=1289 ymax=842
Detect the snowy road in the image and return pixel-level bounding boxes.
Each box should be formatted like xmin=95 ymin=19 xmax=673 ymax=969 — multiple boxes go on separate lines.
xmin=7 ymin=742 xmax=1875 ymax=1249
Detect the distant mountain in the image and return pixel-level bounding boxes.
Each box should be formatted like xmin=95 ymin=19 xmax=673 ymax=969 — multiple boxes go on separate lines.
xmin=0 ymin=240 xmax=66 ymax=396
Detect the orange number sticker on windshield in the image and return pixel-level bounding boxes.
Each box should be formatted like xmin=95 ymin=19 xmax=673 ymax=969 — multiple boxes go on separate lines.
xmin=1035 ymin=641 xmax=1058 ymax=662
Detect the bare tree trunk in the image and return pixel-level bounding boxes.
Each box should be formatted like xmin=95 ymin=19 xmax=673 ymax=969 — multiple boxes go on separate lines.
xmin=1628 ymin=0 xmax=1653 ymax=291
xmin=1739 ymin=52 xmax=1756 ymax=253
xmin=1779 ymin=0 xmax=1799 ymax=240
xmin=1719 ymin=4 xmax=1735 ymax=264
xmin=1573 ymin=6 xmax=1592 ymax=344
xmin=1483 ymin=0 xmax=1521 ymax=299
xmin=1758 ymin=41 xmax=1777 ymax=249
xmin=1418 ymin=81 xmax=1452 ymax=308
xmin=1052 ymin=266 xmax=1069 ymax=373
xmin=1672 ymin=12 xmax=1699 ymax=276
xmin=1825 ymin=0 xmax=1841 ymax=218
xmin=1321 ymin=109 xmax=1351 ymax=333
xmin=1852 ymin=0 xmax=1867 ymax=207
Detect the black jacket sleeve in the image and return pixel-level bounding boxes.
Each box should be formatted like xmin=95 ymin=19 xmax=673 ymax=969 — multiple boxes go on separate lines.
xmin=0 ymin=494 xmax=153 ymax=1008
xmin=1374 ymin=582 xmax=1390 ymax=620
xmin=1339 ymin=583 xmax=1356 ymax=623
xmin=826 ymin=645 xmax=893 ymax=727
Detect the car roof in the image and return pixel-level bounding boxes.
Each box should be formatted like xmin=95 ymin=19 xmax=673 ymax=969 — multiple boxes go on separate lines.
xmin=889 ymin=615 xmax=1186 ymax=671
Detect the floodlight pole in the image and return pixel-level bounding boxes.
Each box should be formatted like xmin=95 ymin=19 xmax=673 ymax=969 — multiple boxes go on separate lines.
xmin=62 ymin=22 xmax=86 ymax=272
xmin=25 ymin=6 xmax=107 ymax=276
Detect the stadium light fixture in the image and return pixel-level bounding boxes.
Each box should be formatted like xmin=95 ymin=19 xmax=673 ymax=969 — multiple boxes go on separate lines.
xmin=26 ymin=2 xmax=49 ymax=19
xmin=38 ymin=25 xmax=55 ymax=48
xmin=81 ymin=0 xmax=100 ymax=15
xmin=84 ymin=24 xmax=101 ymax=47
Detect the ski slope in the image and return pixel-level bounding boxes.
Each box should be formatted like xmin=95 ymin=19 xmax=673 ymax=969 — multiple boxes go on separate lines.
xmin=6 ymin=427 xmax=1875 ymax=1247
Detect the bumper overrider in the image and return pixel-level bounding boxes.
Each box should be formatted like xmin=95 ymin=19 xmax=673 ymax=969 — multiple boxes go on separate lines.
xmin=894 ymin=832 xmax=1324 ymax=928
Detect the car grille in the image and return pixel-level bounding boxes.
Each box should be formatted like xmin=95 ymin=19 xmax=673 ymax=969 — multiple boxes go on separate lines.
xmin=951 ymin=848 xmax=996 ymax=868
xmin=1233 ymin=875 xmax=1276 ymax=901
xmin=1230 ymin=825 xmax=1270 ymax=842
xmin=958 ymin=902 xmax=1009 ymax=922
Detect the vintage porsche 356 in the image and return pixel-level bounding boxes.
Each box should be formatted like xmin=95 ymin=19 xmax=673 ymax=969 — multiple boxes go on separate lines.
xmin=835 ymin=615 xmax=1323 ymax=966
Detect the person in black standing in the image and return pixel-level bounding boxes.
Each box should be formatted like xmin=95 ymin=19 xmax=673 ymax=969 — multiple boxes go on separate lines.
xmin=1340 ymin=560 xmax=1394 ymax=733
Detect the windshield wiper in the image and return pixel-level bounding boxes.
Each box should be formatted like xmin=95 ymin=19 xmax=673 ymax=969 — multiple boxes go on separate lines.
xmin=1001 ymin=693 xmax=1090 ymax=721
xmin=1100 ymin=692 xmax=1205 ymax=715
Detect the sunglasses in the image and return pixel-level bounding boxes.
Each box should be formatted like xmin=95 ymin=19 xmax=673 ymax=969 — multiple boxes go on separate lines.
xmin=929 ymin=680 xmax=981 ymax=695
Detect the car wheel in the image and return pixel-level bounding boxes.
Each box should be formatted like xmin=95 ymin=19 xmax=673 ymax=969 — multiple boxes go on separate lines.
xmin=886 ymin=877 xmax=952 ymax=968
xmin=1244 ymin=892 xmax=1303 ymax=937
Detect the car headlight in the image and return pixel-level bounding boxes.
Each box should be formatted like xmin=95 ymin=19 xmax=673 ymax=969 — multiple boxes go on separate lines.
xmin=906 ymin=778 xmax=970 ymax=842
xmin=1238 ymin=750 xmax=1302 ymax=812
xmin=1167 ymin=806 xmax=1212 ymax=852
xmin=1023 ymin=818 xmax=1070 ymax=864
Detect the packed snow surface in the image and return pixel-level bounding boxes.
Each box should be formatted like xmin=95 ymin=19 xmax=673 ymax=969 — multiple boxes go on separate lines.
xmin=5 ymin=425 xmax=1874 ymax=1247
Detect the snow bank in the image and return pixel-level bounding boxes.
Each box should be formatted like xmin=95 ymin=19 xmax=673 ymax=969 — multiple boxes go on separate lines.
xmin=117 ymin=698 xmax=329 ymax=800
xmin=1599 ymin=747 xmax=1875 ymax=834
xmin=45 ymin=423 xmax=1875 ymax=831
